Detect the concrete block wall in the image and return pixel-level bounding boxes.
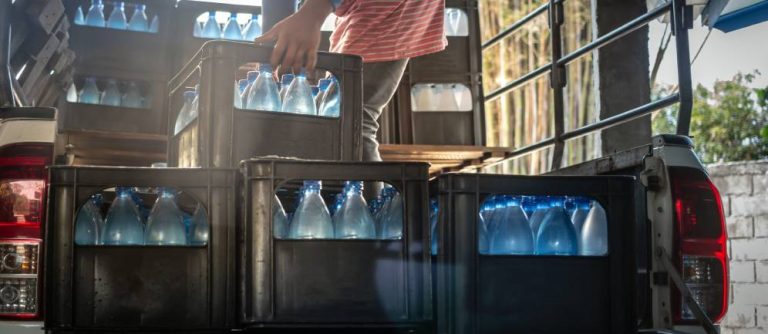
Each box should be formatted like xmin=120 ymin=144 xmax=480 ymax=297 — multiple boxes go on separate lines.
xmin=707 ymin=161 xmax=768 ymax=333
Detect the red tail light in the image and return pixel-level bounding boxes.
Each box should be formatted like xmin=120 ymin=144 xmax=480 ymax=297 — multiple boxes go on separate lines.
xmin=0 ymin=143 xmax=51 ymax=319
xmin=669 ymin=167 xmax=728 ymax=324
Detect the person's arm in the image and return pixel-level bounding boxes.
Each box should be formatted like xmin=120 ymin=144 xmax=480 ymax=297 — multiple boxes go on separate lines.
xmin=253 ymin=0 xmax=334 ymax=72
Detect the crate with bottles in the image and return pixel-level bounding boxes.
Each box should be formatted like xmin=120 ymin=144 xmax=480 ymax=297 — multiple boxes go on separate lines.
xmin=430 ymin=173 xmax=637 ymax=334
xmin=239 ymin=158 xmax=432 ymax=330
xmin=168 ymin=41 xmax=362 ymax=168
xmin=64 ymin=0 xmax=174 ymax=74
xmin=60 ymin=69 xmax=167 ymax=134
xmin=172 ymin=0 xmax=264 ymax=72
xmin=45 ymin=166 xmax=236 ymax=331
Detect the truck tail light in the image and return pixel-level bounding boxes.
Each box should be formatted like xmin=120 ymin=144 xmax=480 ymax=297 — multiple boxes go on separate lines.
xmin=0 ymin=143 xmax=52 ymax=319
xmin=669 ymin=167 xmax=728 ymax=324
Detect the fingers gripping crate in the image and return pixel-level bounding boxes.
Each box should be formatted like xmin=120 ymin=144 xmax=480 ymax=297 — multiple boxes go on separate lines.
xmin=239 ymin=159 xmax=432 ymax=330
xmin=167 ymin=41 xmax=363 ymax=168
xmin=44 ymin=166 xmax=237 ymax=331
xmin=432 ymin=174 xmax=637 ymax=334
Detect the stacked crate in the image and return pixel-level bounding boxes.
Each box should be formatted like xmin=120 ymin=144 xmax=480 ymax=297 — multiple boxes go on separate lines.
xmin=167 ymin=42 xmax=363 ymax=168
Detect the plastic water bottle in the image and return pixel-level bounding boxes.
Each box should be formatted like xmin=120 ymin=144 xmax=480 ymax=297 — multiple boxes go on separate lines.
xmin=568 ymin=197 xmax=591 ymax=237
xmin=318 ymin=77 xmax=340 ymax=117
xmin=374 ymin=191 xmax=390 ymax=233
xmin=246 ymin=64 xmax=281 ymax=112
xmin=289 ymin=181 xmax=333 ymax=239
xmin=84 ymin=0 xmax=106 ymax=27
xmin=580 ymin=202 xmax=608 ymax=256
xmin=429 ymin=199 xmax=439 ymax=255
xmin=379 ymin=186 xmax=403 ymax=240
xmin=122 ymin=81 xmax=143 ymax=108
xmin=174 ymin=90 xmax=196 ymax=135
xmin=74 ymin=6 xmax=86 ymax=25
xmin=126 ymin=4 xmax=149 ymax=32
xmin=74 ymin=195 xmax=103 ymax=245
xmin=315 ymin=78 xmax=332 ymax=110
xmin=148 ymin=15 xmax=159 ymax=33
xmin=273 ymin=195 xmax=289 ymax=239
xmin=311 ymin=86 xmax=319 ymax=100
xmin=102 ymin=187 xmax=144 ymax=245
xmin=535 ymin=197 xmax=577 ymax=255
xmin=189 ymin=203 xmax=209 ymax=245
xmin=528 ymin=196 xmax=551 ymax=238
xmin=242 ymin=14 xmax=262 ymax=40
xmin=193 ymin=20 xmax=203 ymax=37
xmin=333 ymin=181 xmax=376 ymax=239
xmin=282 ymin=69 xmax=316 ymax=115
xmin=329 ymin=192 xmax=343 ymax=216
xmin=79 ymin=77 xmax=100 ymax=104
xmin=238 ymin=79 xmax=249 ymax=95
xmin=201 ymin=11 xmax=221 ymax=39
xmin=477 ymin=198 xmax=496 ymax=254
xmin=233 ymin=80 xmax=242 ymax=109
xmin=100 ymin=79 xmax=121 ymax=106
xmin=145 ymin=188 xmax=188 ymax=245
xmin=490 ymin=196 xmax=534 ymax=255
xmin=106 ymin=1 xmax=127 ymax=29
xmin=279 ymin=74 xmax=294 ymax=101
xmin=66 ymin=82 xmax=78 ymax=102
xmin=486 ymin=195 xmax=508 ymax=235
xmin=222 ymin=12 xmax=242 ymax=40
xmin=521 ymin=196 xmax=537 ymax=219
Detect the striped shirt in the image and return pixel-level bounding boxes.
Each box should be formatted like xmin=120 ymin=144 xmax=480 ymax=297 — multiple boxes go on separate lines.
xmin=329 ymin=0 xmax=447 ymax=63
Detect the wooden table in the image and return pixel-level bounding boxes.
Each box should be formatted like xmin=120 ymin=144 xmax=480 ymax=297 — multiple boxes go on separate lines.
xmin=379 ymin=144 xmax=510 ymax=176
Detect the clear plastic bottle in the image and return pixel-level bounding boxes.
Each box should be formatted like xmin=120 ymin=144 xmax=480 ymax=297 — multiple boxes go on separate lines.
xmin=102 ymin=187 xmax=144 ymax=245
xmin=242 ymin=71 xmax=259 ymax=103
xmin=189 ymin=203 xmax=209 ymax=245
xmin=567 ymin=196 xmax=591 ymax=237
xmin=477 ymin=199 xmax=495 ymax=254
xmin=66 ymin=82 xmax=78 ymax=102
xmin=233 ymin=80 xmax=243 ymax=109
xmin=282 ymin=69 xmax=317 ymax=115
xmin=528 ymin=196 xmax=551 ymax=238
xmin=535 ymin=197 xmax=578 ymax=255
xmin=279 ymin=74 xmax=294 ymax=101
xmin=127 ymin=4 xmax=149 ymax=32
xmin=289 ymin=181 xmax=333 ymax=239
xmin=201 ymin=11 xmax=221 ymax=39
xmin=74 ymin=195 xmax=104 ymax=245
xmin=333 ymin=181 xmax=376 ymax=239
xmin=74 ymin=6 xmax=86 ymax=25
xmin=145 ymin=188 xmax=188 ymax=245
xmin=238 ymin=79 xmax=249 ymax=95
xmin=122 ymin=81 xmax=143 ymax=108
xmin=490 ymin=196 xmax=534 ymax=255
xmin=246 ymin=64 xmax=281 ymax=112
xmin=319 ymin=77 xmax=340 ymax=117
xmin=84 ymin=0 xmax=106 ymax=28
xmin=106 ymin=1 xmax=127 ymax=30
xmin=222 ymin=12 xmax=242 ymax=40
xmin=242 ymin=14 xmax=262 ymax=40
xmin=149 ymin=15 xmax=159 ymax=33
xmin=429 ymin=199 xmax=439 ymax=255
xmin=79 ymin=77 xmax=101 ymax=104
xmin=379 ymin=186 xmax=403 ymax=240
xmin=435 ymin=84 xmax=460 ymax=111
xmin=100 ymin=79 xmax=122 ymax=106
xmin=174 ymin=90 xmax=196 ymax=135
xmin=193 ymin=20 xmax=203 ymax=37
xmin=273 ymin=195 xmax=289 ymax=239
xmin=580 ymin=202 xmax=608 ymax=256
xmin=315 ymin=78 xmax=332 ymax=110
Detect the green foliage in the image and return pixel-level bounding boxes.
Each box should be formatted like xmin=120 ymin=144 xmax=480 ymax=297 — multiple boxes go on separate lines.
xmin=652 ymin=71 xmax=768 ymax=163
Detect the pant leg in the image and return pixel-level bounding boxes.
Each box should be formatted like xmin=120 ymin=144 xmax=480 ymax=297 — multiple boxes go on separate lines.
xmin=361 ymin=58 xmax=410 ymax=162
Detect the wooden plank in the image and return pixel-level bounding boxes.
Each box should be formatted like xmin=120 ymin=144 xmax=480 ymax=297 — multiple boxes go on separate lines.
xmin=24 ymin=0 xmax=65 ymax=35
xmin=21 ymin=33 xmax=60 ymax=96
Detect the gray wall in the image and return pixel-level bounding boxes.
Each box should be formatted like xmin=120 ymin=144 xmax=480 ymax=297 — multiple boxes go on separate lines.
xmin=707 ymin=161 xmax=768 ymax=333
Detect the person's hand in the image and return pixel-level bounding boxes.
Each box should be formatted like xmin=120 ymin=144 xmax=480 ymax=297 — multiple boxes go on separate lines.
xmin=253 ymin=0 xmax=332 ymax=73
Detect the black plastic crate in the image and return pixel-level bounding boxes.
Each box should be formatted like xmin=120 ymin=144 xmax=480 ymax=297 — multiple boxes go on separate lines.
xmin=64 ymin=0 xmax=175 ymax=75
xmin=239 ymin=159 xmax=431 ymax=330
xmin=432 ymin=173 xmax=637 ymax=334
xmin=167 ymin=41 xmax=363 ymax=168
xmin=59 ymin=65 xmax=167 ymax=135
xmin=44 ymin=166 xmax=237 ymax=331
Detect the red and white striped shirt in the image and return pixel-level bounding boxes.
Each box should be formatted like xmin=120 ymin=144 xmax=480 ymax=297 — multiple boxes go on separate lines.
xmin=329 ymin=0 xmax=447 ymax=63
